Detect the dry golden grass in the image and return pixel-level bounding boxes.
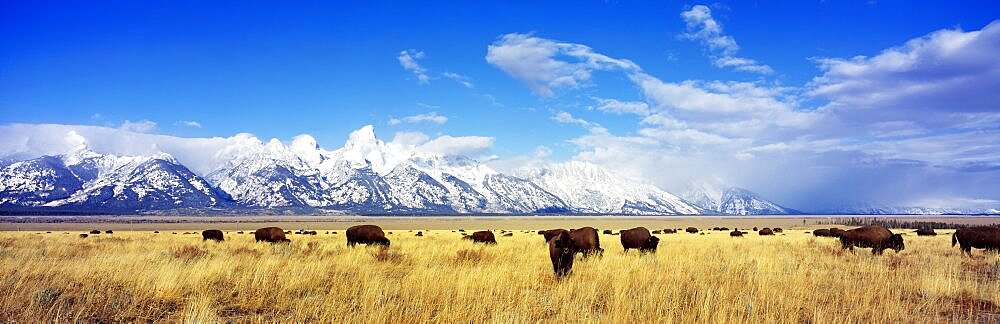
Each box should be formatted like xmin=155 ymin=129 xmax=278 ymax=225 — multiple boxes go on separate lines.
xmin=0 ymin=228 xmax=997 ymax=322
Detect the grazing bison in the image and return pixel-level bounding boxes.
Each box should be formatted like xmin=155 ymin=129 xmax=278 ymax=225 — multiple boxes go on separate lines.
xmin=915 ymin=228 xmax=937 ymax=236
xmin=664 ymin=229 xmax=677 ymax=234
xmin=202 ymin=229 xmax=224 ymax=242
xmin=78 ymin=234 xmax=88 ymax=238
xmin=503 ymin=233 xmax=513 ymax=237
xmin=569 ymin=227 xmax=604 ymax=257
xmin=89 ymin=230 xmax=100 ymax=235
xmin=105 ymin=230 xmax=113 ymax=234
xmin=652 ymin=230 xmax=662 ymax=234
xmin=255 ymin=227 xmax=290 ymax=243
xmin=752 ymin=227 xmax=758 ymax=231
xmin=346 ymin=225 xmax=391 ymax=247
xmin=759 ymin=228 xmax=775 ymax=236
xmin=730 ymin=230 xmax=744 ymax=237
xmin=620 ymin=227 xmax=659 ymax=253
xmin=470 ymin=231 xmax=497 ymax=244
xmin=952 ymin=227 xmax=1000 ymax=256
xmin=839 ymin=226 xmax=904 ymax=255
xmin=542 ymin=229 xmax=569 ymax=242
xmin=685 ymin=227 xmax=699 ymax=234
xmin=773 ymin=228 xmax=783 ymax=233
xmin=603 ymin=229 xmax=613 ymax=235
xmin=813 ymin=229 xmax=832 ymax=237
xmin=415 ymin=231 xmax=423 ymax=237
xmin=549 ymin=231 xmax=575 ymax=277
xmin=153 ymin=231 xmax=159 ymax=234
xmin=830 ymin=228 xmax=846 ymax=237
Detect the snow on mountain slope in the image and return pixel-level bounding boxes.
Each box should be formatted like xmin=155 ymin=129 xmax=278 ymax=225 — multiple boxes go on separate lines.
xmin=682 ymin=181 xmax=794 ymax=215
xmin=0 ymin=147 xmax=229 ymax=210
xmin=516 ymin=161 xmax=700 ymax=215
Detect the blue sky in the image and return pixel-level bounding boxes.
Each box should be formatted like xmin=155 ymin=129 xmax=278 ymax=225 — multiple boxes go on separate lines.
xmin=2 ymin=1 xmax=999 ymax=210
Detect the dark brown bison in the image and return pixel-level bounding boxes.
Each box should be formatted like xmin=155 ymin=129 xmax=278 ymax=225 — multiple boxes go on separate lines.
xmin=830 ymin=228 xmax=846 ymax=237
xmin=839 ymin=226 xmax=904 ymax=255
xmin=915 ymin=228 xmax=937 ymax=236
xmin=549 ymin=231 xmax=575 ymax=277
xmin=952 ymin=227 xmax=1000 ymax=256
xmin=503 ymin=233 xmax=513 ymax=237
xmin=752 ymin=227 xmax=758 ymax=231
xmin=542 ymin=229 xmax=568 ymax=242
xmin=603 ymin=229 xmax=613 ymax=235
xmin=772 ymin=228 xmax=783 ymax=233
xmin=759 ymin=228 xmax=775 ymax=236
xmin=105 ymin=230 xmax=113 ymax=234
xmin=202 ymin=229 xmax=224 ymax=242
xmin=813 ymin=229 xmax=832 ymax=237
xmin=89 ymin=230 xmax=100 ymax=235
xmin=662 ymin=229 xmax=677 ymax=234
xmin=346 ymin=225 xmax=391 ymax=247
xmin=652 ymin=230 xmax=662 ymax=234
xmin=78 ymin=233 xmax=88 ymax=238
xmin=730 ymin=230 xmax=744 ymax=237
xmin=255 ymin=227 xmax=290 ymax=243
xmin=620 ymin=227 xmax=659 ymax=253
xmin=415 ymin=231 xmax=423 ymax=237
xmin=685 ymin=227 xmax=698 ymax=234
xmin=470 ymin=231 xmax=497 ymax=244
xmin=569 ymin=227 xmax=603 ymax=257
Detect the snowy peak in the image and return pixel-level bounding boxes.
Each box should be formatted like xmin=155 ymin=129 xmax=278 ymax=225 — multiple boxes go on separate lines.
xmin=517 ymin=161 xmax=701 ymax=215
xmin=682 ymin=182 xmax=794 ymax=215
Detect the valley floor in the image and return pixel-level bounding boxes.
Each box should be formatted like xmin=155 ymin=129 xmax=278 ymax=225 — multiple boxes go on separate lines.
xmin=0 ymin=222 xmax=998 ymax=322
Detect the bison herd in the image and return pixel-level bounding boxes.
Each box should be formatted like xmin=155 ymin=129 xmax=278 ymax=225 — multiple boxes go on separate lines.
xmin=68 ymin=222 xmax=1000 ymax=278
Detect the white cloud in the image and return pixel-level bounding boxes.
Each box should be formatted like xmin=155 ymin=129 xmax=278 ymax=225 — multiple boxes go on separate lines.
xmin=119 ymin=120 xmax=157 ymax=133
xmin=389 ymin=112 xmax=448 ymax=125
xmin=398 ymin=49 xmax=430 ymax=84
xmin=591 ymin=97 xmax=649 ymax=115
xmin=390 ymin=131 xmax=430 ymax=147
xmin=179 ymin=120 xmax=202 ymax=128
xmin=442 ymin=72 xmax=474 ymax=88
xmin=486 ymin=33 xmax=639 ymax=96
xmin=809 ymin=21 xmax=1000 ymax=119
xmin=417 ymin=135 xmax=495 ymax=156
xmin=552 ymin=111 xmax=596 ymax=128
xmin=680 ymin=5 xmax=773 ymax=74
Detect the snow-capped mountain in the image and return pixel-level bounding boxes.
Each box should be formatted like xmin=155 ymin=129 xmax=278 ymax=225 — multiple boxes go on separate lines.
xmin=516 ymin=161 xmax=701 ymax=215
xmin=682 ymin=181 xmax=795 ymax=215
xmin=1 ymin=147 xmax=230 ymax=210
xmin=819 ymin=204 xmax=1000 ymax=215
xmin=202 ymin=125 xmax=568 ymax=214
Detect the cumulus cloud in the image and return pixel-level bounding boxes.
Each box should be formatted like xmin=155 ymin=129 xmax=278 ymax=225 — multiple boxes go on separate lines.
xmin=680 ymin=5 xmax=773 ymax=74
xmin=552 ymin=111 xmax=597 ymax=128
xmin=810 ymin=21 xmax=1000 ymax=127
xmin=486 ymin=33 xmax=639 ymax=96
xmin=119 ymin=120 xmax=157 ymax=133
xmin=417 ymin=135 xmax=495 ymax=156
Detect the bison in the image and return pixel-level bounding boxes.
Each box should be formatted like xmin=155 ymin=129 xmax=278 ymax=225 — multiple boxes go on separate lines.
xmin=839 ymin=226 xmax=904 ymax=255
xmin=662 ymin=229 xmax=677 ymax=234
xmin=470 ymin=231 xmax=497 ymax=244
xmin=202 ymin=229 xmax=224 ymax=242
xmin=685 ymin=227 xmax=699 ymax=234
xmin=772 ymin=227 xmax=783 ymax=233
xmin=542 ymin=229 xmax=569 ymax=242
xmin=830 ymin=228 xmax=846 ymax=237
xmin=346 ymin=225 xmax=391 ymax=247
xmin=89 ymin=230 xmax=100 ymax=235
xmin=759 ymin=228 xmax=775 ymax=236
xmin=952 ymin=227 xmax=1000 ymax=256
xmin=105 ymin=230 xmax=113 ymax=234
xmin=730 ymin=230 xmax=744 ymax=237
xmin=255 ymin=227 xmax=290 ymax=243
xmin=603 ymin=229 xmax=613 ymax=235
xmin=652 ymin=230 xmax=662 ymax=234
xmin=620 ymin=227 xmax=659 ymax=253
xmin=78 ymin=233 xmax=88 ymax=238
xmin=915 ymin=228 xmax=937 ymax=236
xmin=415 ymin=231 xmax=424 ymax=237
xmin=569 ymin=227 xmax=604 ymax=257
xmin=549 ymin=231 xmax=575 ymax=277
xmin=813 ymin=229 xmax=832 ymax=237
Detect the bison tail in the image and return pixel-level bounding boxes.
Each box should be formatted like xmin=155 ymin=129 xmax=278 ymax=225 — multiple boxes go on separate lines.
xmin=951 ymin=232 xmax=957 ymax=247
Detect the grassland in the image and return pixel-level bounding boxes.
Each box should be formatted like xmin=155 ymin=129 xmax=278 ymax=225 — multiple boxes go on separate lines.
xmin=0 ymin=224 xmax=998 ymax=322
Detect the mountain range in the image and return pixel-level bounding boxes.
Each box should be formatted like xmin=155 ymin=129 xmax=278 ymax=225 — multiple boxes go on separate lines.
xmin=8 ymin=125 xmax=986 ymax=215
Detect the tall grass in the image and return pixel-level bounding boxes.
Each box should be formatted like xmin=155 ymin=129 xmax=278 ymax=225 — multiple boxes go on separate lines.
xmin=0 ymin=229 xmax=997 ymax=322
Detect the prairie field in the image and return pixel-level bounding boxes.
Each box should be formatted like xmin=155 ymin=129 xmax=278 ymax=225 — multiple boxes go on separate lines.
xmin=0 ymin=224 xmax=998 ymax=322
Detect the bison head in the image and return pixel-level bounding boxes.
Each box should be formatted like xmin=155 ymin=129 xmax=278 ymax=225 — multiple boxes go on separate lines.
xmin=643 ymin=236 xmax=660 ymax=252
xmin=378 ymin=237 xmax=392 ymax=247
xmin=551 ymin=232 xmax=575 ymax=276
xmin=889 ymin=234 xmax=904 ymax=252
